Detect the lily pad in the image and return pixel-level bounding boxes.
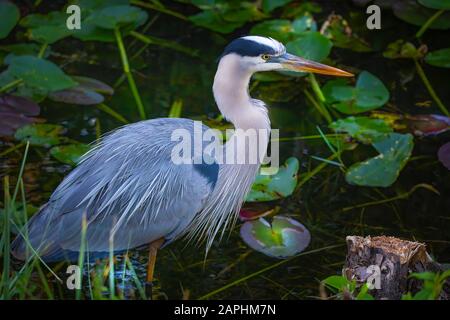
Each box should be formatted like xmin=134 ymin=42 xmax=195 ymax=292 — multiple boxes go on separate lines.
xmin=15 ymin=123 xmax=64 ymax=147
xmin=246 ymin=157 xmax=299 ymax=202
xmin=322 ymin=14 xmax=372 ymax=52
xmin=438 ymin=142 xmax=450 ymax=170
xmin=346 ymin=133 xmax=414 ymax=187
xmin=418 ymin=0 xmax=450 ymax=10
xmin=90 ymin=5 xmax=148 ymax=30
xmin=323 ymin=71 xmax=390 ymax=114
xmin=286 ymin=32 xmax=332 ymax=62
xmin=5 ymin=55 xmax=77 ymax=92
xmin=189 ymin=2 xmax=265 ymax=34
xmin=20 ymin=11 xmax=72 ymax=44
xmin=404 ymin=114 xmax=450 ymax=136
xmin=239 ymin=204 xmax=278 ymax=221
xmin=250 ymin=15 xmax=316 ymax=43
xmin=240 ymin=216 xmax=310 ymax=258
xmin=262 ymin=0 xmax=294 ymax=13
xmin=383 ymin=40 xmax=425 ymax=60
xmin=392 ymin=1 xmax=450 ymax=30
xmin=425 ymin=48 xmax=450 ymax=68
xmin=0 ymin=1 xmax=20 ymax=39
xmin=50 ymin=144 xmax=90 ymax=166
xmin=330 ymin=116 xmax=393 ymax=144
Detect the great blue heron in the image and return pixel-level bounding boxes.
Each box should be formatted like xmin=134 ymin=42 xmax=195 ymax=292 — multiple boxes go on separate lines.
xmin=11 ymin=36 xmax=352 ymax=290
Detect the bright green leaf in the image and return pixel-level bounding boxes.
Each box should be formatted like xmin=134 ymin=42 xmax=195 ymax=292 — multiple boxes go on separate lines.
xmin=246 ymin=157 xmax=299 ymax=202
xmin=90 ymin=5 xmax=148 ymax=30
xmin=50 ymin=144 xmax=91 ymax=166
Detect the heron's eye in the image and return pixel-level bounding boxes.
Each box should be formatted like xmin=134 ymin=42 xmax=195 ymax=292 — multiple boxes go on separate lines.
xmin=261 ymin=54 xmax=270 ymax=61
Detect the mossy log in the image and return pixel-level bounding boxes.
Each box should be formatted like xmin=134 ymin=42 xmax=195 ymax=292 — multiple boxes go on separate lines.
xmin=343 ymin=236 xmax=449 ymax=300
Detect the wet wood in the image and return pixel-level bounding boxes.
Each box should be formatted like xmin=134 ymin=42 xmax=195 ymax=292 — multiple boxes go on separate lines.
xmin=343 ymin=235 xmax=449 ymax=300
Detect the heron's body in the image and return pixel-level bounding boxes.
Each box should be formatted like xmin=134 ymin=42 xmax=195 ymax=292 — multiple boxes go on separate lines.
xmin=11 ymin=36 xmax=351 ymax=263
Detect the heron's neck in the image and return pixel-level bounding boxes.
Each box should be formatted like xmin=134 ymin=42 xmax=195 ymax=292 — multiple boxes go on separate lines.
xmin=213 ymin=54 xmax=270 ymax=132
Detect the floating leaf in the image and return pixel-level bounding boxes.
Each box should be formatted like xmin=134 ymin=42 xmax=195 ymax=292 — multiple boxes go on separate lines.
xmin=15 ymin=123 xmax=64 ymax=147
xmin=322 ymin=14 xmax=372 ymax=52
xmin=190 ymin=2 xmax=265 ymax=33
xmin=0 ymin=95 xmax=40 ymax=136
xmin=418 ymin=0 xmax=450 ymax=10
xmin=90 ymin=5 xmax=148 ymax=30
xmin=346 ymin=133 xmax=414 ymax=187
xmin=330 ymin=116 xmax=393 ymax=144
xmin=48 ymin=87 xmax=104 ymax=105
xmin=323 ymin=71 xmax=390 ymax=114
xmin=72 ymin=76 xmax=114 ymax=95
xmin=0 ymin=43 xmax=50 ymax=58
xmin=425 ymin=48 xmax=450 ymax=68
xmin=438 ymin=142 xmax=450 ymax=170
xmin=286 ymin=32 xmax=332 ymax=62
xmin=240 ymin=216 xmax=311 ymax=258
xmin=20 ymin=11 xmax=72 ymax=43
xmin=5 ymin=55 xmax=77 ymax=92
xmin=246 ymin=157 xmax=299 ymax=202
xmin=239 ymin=204 xmax=278 ymax=221
xmin=404 ymin=114 xmax=450 ymax=136
xmin=262 ymin=0 xmax=293 ymax=13
xmin=48 ymin=76 xmax=113 ymax=105
xmin=50 ymin=144 xmax=90 ymax=166
xmin=0 ymin=1 xmax=20 ymax=39
xmin=250 ymin=15 xmax=316 ymax=43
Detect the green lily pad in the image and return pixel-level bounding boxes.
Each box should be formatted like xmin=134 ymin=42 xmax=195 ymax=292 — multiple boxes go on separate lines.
xmin=392 ymin=1 xmax=450 ymax=30
xmin=90 ymin=5 xmax=148 ymax=30
xmin=50 ymin=144 xmax=90 ymax=166
xmin=0 ymin=43 xmax=50 ymax=58
xmin=425 ymin=48 xmax=450 ymax=68
xmin=20 ymin=11 xmax=71 ymax=44
xmin=346 ymin=133 xmax=414 ymax=187
xmin=323 ymin=71 xmax=390 ymax=114
xmin=15 ymin=123 xmax=64 ymax=147
xmin=418 ymin=0 xmax=450 ymax=10
xmin=246 ymin=157 xmax=299 ymax=202
xmin=0 ymin=1 xmax=20 ymax=39
xmin=322 ymin=15 xmax=372 ymax=52
xmin=240 ymin=216 xmax=310 ymax=258
xmin=250 ymin=15 xmax=316 ymax=43
xmin=190 ymin=2 xmax=265 ymax=34
xmin=330 ymin=116 xmax=393 ymax=144
xmin=5 ymin=55 xmax=77 ymax=92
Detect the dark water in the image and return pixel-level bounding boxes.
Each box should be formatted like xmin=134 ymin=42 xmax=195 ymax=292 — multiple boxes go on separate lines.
xmin=2 ymin=1 xmax=450 ymax=299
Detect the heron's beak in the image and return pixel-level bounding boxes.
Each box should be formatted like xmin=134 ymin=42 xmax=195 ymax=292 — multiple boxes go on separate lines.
xmin=269 ymin=53 xmax=353 ymax=77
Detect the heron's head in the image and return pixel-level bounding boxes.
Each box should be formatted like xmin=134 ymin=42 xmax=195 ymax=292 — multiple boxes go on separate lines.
xmin=220 ymin=36 xmax=353 ymax=76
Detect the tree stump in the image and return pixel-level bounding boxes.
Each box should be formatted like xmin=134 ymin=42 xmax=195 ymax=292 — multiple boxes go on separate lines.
xmin=343 ymin=235 xmax=449 ymax=300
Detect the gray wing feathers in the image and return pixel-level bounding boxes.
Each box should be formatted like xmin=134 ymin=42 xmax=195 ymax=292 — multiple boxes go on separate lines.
xmin=12 ymin=118 xmax=217 ymax=260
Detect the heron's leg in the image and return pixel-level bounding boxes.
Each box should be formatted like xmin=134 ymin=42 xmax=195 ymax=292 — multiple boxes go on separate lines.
xmin=145 ymin=238 xmax=165 ymax=299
